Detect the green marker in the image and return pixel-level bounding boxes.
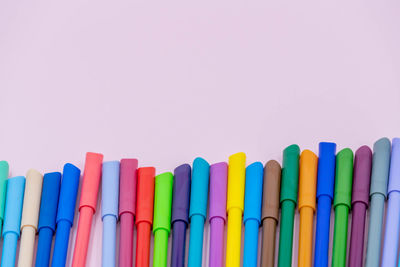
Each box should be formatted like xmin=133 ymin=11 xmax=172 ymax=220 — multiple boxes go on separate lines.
xmin=0 ymin=161 xmax=9 ymax=234
xmin=278 ymin=145 xmax=300 ymax=267
xmin=332 ymin=148 xmax=354 ymax=267
xmin=153 ymin=172 xmax=174 ymax=267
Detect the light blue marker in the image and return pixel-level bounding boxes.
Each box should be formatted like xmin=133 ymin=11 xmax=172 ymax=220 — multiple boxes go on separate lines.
xmin=1 ymin=176 xmax=25 ymax=267
xmin=243 ymin=162 xmax=264 ymax=267
xmin=102 ymin=161 xmax=120 ymax=267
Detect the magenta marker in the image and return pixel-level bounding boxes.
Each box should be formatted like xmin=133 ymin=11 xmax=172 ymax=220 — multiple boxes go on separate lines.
xmin=208 ymin=162 xmax=228 ymax=267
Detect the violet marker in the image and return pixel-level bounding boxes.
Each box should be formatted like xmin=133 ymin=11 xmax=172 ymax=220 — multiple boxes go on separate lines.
xmin=208 ymin=162 xmax=228 ymax=267
xmin=348 ymin=146 xmax=372 ymax=267
xmin=171 ymin=164 xmax=191 ymax=267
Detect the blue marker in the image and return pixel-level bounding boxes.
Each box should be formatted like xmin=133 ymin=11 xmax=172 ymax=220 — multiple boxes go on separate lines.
xmin=314 ymin=142 xmax=336 ymax=267
xmin=243 ymin=162 xmax=264 ymax=267
xmin=51 ymin=164 xmax=80 ymax=267
xmin=101 ymin=161 xmax=120 ymax=267
xmin=1 ymin=176 xmax=25 ymax=267
xmin=188 ymin=157 xmax=210 ymax=267
xmin=35 ymin=172 xmax=61 ymax=267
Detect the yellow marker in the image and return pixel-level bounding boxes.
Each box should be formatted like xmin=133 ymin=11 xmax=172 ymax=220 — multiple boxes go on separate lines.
xmin=298 ymin=150 xmax=318 ymax=267
xmin=226 ymin=152 xmax=246 ymax=267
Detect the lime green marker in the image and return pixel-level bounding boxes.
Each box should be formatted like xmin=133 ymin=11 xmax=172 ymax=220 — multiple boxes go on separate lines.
xmin=153 ymin=172 xmax=174 ymax=267
xmin=0 ymin=161 xmax=9 ymax=235
xmin=332 ymin=148 xmax=354 ymax=267
xmin=278 ymin=145 xmax=300 ymax=267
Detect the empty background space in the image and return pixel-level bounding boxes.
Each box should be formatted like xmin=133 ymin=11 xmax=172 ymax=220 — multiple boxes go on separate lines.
xmin=0 ymin=0 xmax=399 ymax=266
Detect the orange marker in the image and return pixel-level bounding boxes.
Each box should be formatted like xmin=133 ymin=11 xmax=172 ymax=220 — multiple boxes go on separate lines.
xmin=298 ymin=150 xmax=318 ymax=267
xmin=72 ymin=152 xmax=104 ymax=267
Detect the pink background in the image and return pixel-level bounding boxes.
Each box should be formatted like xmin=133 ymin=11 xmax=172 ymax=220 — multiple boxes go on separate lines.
xmin=1 ymin=1 xmax=400 ymax=266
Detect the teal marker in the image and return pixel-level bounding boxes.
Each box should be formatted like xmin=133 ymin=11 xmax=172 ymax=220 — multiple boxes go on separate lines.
xmin=0 ymin=161 xmax=9 ymax=235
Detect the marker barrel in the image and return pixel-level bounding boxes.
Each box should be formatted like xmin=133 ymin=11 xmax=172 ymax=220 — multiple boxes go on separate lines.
xmin=243 ymin=219 xmax=259 ymax=267
xmin=171 ymin=220 xmax=187 ymax=267
xmin=36 ymin=228 xmax=54 ymax=267
xmin=136 ymin=222 xmax=151 ymax=267
xmin=278 ymin=200 xmax=296 ymax=267
xmin=0 ymin=161 xmax=9 ymax=235
xmin=209 ymin=217 xmax=225 ymax=267
xmin=52 ymin=220 xmax=72 ymax=267
xmin=188 ymin=215 xmax=205 ymax=266
xmin=365 ymin=138 xmax=391 ymax=267
xmin=102 ymin=216 xmax=117 ymax=267
xmin=332 ymin=205 xmax=349 ymax=267
xmin=154 ymin=229 xmax=169 ymax=267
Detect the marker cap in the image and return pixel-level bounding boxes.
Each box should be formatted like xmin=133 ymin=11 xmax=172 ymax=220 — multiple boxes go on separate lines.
xmin=298 ymin=150 xmax=318 ymax=211
xmin=243 ymin=162 xmax=264 ymax=224
xmin=388 ymin=138 xmax=400 ymax=194
xmin=333 ymin=148 xmax=354 ymax=209
xmin=56 ymin=163 xmax=81 ymax=225
xmin=316 ymin=142 xmax=336 ymax=199
xmin=280 ymin=145 xmax=300 ymax=204
xmin=172 ymin=164 xmax=191 ymax=224
xmin=261 ymin=160 xmax=281 ymax=221
xmin=189 ymin=158 xmax=210 ymax=219
xmin=136 ymin=167 xmax=156 ymax=225
xmin=0 ymin=161 xmax=9 ymax=222
xmin=79 ymin=152 xmax=104 ymax=213
xmin=352 ymin=146 xmax=372 ymax=206
xmin=2 ymin=176 xmax=25 ymax=237
xmin=119 ymin=159 xmax=138 ymax=217
xmin=102 ymin=161 xmax=120 ymax=219
xmin=38 ymin=172 xmax=61 ymax=232
xmin=370 ymin=138 xmax=391 ymax=197
xmin=209 ymin=162 xmax=228 ymax=222
xmin=227 ymin=152 xmax=246 ymax=211
xmin=21 ymin=169 xmax=43 ymax=230
xmin=153 ymin=172 xmax=173 ymax=234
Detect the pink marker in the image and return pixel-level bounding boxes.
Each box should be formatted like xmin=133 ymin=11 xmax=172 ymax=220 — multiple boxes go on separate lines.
xmin=208 ymin=162 xmax=228 ymax=267
xmin=118 ymin=159 xmax=138 ymax=267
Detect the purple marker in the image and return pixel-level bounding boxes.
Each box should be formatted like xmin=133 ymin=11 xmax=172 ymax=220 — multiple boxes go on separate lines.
xmin=208 ymin=162 xmax=228 ymax=267
xmin=171 ymin=164 xmax=191 ymax=267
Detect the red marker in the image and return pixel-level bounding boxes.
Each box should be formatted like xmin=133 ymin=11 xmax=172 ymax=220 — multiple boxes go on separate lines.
xmin=135 ymin=167 xmax=156 ymax=267
xmin=72 ymin=152 xmax=103 ymax=267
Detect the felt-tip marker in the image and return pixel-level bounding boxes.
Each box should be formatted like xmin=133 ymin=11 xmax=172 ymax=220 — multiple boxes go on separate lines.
xmin=332 ymin=148 xmax=353 ymax=267
xmin=72 ymin=152 xmax=104 ymax=267
xmin=243 ymin=162 xmax=263 ymax=267
xmin=382 ymin=138 xmax=400 ymax=267
xmin=278 ymin=145 xmax=300 ymax=267
xmin=153 ymin=172 xmax=173 ymax=267
xmin=226 ymin=152 xmax=246 ymax=267
xmin=35 ymin=172 xmax=61 ymax=267
xmin=188 ymin=158 xmax=210 ymax=267
xmin=119 ymin=159 xmax=138 ymax=267
xmin=260 ymin=160 xmax=281 ymax=267
xmin=365 ymin=138 xmax=391 ymax=267
xmin=171 ymin=164 xmax=191 ymax=267
xmin=0 ymin=176 xmax=25 ymax=267
xmin=135 ymin=167 xmax=156 ymax=267
xmin=102 ymin=161 xmax=120 ymax=267
xmin=18 ymin=169 xmax=44 ymax=267
xmin=348 ymin=146 xmax=372 ymax=267
xmin=51 ymin=163 xmax=81 ymax=267
xmin=298 ymin=150 xmax=318 ymax=267
xmin=208 ymin=162 xmax=228 ymax=267
xmin=314 ymin=142 xmax=336 ymax=267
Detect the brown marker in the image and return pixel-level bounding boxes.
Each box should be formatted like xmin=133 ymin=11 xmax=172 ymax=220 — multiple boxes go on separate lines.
xmin=260 ymin=160 xmax=282 ymax=267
